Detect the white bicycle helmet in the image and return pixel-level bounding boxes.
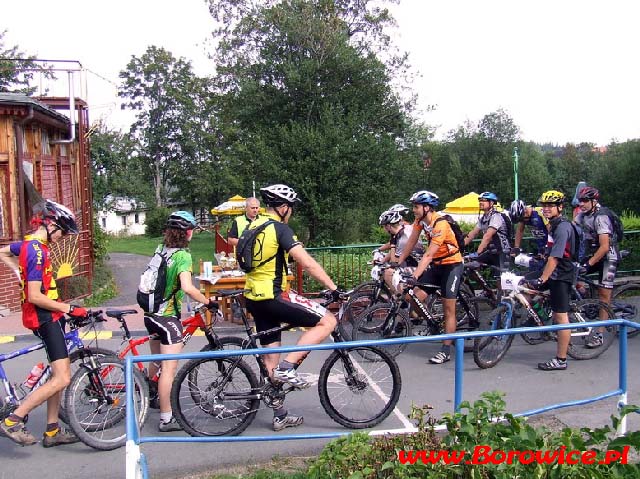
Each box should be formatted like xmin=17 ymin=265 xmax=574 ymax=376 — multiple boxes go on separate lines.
xmin=388 ymin=203 xmax=410 ymax=216
xmin=379 ymin=210 xmax=403 ymax=226
xmin=260 ymin=184 xmax=301 ymax=206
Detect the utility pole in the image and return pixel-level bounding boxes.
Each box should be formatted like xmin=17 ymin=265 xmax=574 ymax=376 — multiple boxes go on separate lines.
xmin=513 ymin=147 xmax=519 ymax=201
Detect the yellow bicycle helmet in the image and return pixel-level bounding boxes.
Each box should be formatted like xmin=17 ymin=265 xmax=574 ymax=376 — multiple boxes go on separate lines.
xmin=538 ymin=190 xmax=565 ymax=204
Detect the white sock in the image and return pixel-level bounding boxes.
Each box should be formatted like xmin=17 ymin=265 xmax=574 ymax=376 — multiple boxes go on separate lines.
xmin=160 ymin=411 xmax=172 ymax=423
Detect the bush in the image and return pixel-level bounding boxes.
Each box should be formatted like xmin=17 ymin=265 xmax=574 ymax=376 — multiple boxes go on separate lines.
xmin=93 ymin=217 xmax=110 ymax=264
xmin=144 ymin=207 xmax=171 ymax=237
xmin=307 ymin=392 xmax=640 ymax=479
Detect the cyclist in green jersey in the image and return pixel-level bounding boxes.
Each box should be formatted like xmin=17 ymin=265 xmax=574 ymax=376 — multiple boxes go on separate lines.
xmin=144 ymin=211 xmax=218 ymax=432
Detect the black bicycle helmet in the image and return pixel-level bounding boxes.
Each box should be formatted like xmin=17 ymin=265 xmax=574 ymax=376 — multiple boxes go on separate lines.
xmin=379 ymin=210 xmax=403 ymax=226
xmin=509 ymin=200 xmax=526 ymax=223
xmin=578 ymin=186 xmax=600 ymax=202
xmin=41 ymin=200 xmax=79 ymax=234
xmin=260 ymin=184 xmax=301 ymax=206
xmin=166 ymin=211 xmax=197 ymax=230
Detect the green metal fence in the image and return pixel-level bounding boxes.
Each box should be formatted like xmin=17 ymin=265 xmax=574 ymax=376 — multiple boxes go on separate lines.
xmin=293 ymin=231 xmax=640 ymax=294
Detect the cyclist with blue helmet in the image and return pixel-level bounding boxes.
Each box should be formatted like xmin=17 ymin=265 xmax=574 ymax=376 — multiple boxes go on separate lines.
xmin=145 ymin=211 xmax=218 ymax=432
xmin=396 ymin=190 xmax=464 ymax=364
xmin=464 ymin=191 xmax=511 ymax=268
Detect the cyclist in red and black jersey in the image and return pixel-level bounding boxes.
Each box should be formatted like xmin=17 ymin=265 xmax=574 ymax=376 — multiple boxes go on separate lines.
xmin=0 ymin=200 xmax=85 ymax=447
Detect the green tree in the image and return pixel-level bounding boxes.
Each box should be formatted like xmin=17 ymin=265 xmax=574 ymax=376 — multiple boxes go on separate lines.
xmin=207 ymin=0 xmax=422 ymax=244
xmin=89 ymin=121 xmax=153 ymax=209
xmin=118 ymin=46 xmax=233 ymax=209
xmin=0 ymin=29 xmax=53 ymax=94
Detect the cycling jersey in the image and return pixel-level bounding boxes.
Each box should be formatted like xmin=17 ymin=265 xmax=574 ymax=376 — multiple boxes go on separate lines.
xmin=525 ymin=208 xmax=549 ymax=253
xmin=155 ymin=247 xmax=193 ymax=317
xmin=575 ymin=206 xmax=620 ymax=261
xmin=9 ymin=236 xmax=64 ymax=330
xmin=413 ymin=212 xmax=463 ymax=265
xmin=544 ymin=216 xmax=576 ymax=284
xmin=390 ymin=224 xmax=424 ymax=266
xmin=476 ymin=209 xmax=511 ymax=253
xmin=244 ymin=213 xmax=302 ymax=301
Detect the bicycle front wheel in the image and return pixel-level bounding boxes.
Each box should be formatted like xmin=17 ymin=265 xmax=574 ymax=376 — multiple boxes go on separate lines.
xmin=171 ymin=357 xmax=259 ymax=437
xmin=473 ymin=304 xmax=515 ymax=369
xmin=352 ymin=303 xmax=411 ymax=358
xmin=612 ymin=282 xmax=640 ymax=338
xmin=65 ymin=358 xmax=149 ymax=451
xmin=567 ymin=299 xmax=615 ymax=360
xmin=339 ymin=287 xmax=389 ymax=340
xmin=318 ymin=346 xmax=401 ymax=428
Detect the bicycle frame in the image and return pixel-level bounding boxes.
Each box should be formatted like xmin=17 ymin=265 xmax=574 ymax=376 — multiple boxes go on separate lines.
xmin=0 ymin=326 xmax=88 ymax=410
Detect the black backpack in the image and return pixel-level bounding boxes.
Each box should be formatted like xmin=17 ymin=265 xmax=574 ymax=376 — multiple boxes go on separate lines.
xmin=433 ymin=214 xmax=466 ymax=261
xmin=236 ymin=220 xmax=277 ymax=273
xmin=595 ymin=206 xmax=624 ymax=242
xmin=137 ymin=248 xmax=178 ymax=314
xmin=498 ymin=211 xmax=514 ymax=244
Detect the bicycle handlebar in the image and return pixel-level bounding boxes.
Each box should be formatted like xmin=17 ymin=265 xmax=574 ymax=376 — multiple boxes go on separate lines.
xmin=67 ymin=310 xmax=107 ymax=330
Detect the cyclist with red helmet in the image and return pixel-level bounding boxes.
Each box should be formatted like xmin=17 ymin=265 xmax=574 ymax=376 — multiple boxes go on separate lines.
xmin=464 ymin=191 xmax=511 ymax=268
xmin=0 ymin=200 xmax=82 ymax=447
xmin=524 ymin=190 xmax=577 ymax=371
xmin=144 ymin=211 xmax=218 ymax=432
xmin=396 ymin=190 xmax=464 ymax=364
xmin=575 ymin=186 xmax=621 ymax=348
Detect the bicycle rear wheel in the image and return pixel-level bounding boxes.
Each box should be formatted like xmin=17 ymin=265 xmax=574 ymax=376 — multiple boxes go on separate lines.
xmin=199 ymin=336 xmax=259 ymax=377
xmin=567 ymin=299 xmax=615 ymax=360
xmin=65 ymin=358 xmax=149 ymax=451
xmin=318 ymin=346 xmax=401 ymax=428
xmin=171 ymin=357 xmax=259 ymax=437
xmin=612 ymin=282 xmax=640 ymax=338
xmin=352 ymin=303 xmax=410 ymax=358
xmin=473 ymin=304 xmax=515 ymax=369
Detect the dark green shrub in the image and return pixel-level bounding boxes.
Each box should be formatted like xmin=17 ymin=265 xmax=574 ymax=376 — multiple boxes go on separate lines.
xmin=144 ymin=207 xmax=171 ymax=237
xmin=92 ymin=217 xmax=110 ymax=264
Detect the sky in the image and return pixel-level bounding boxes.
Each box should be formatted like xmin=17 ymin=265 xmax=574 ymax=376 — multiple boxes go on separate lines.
xmin=2 ymin=0 xmax=639 ymax=145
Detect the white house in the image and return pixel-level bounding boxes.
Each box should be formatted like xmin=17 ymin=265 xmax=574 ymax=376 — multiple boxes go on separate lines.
xmin=97 ymin=197 xmax=147 ymax=235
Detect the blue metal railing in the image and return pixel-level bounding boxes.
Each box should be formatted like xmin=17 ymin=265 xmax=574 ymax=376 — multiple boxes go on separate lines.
xmin=125 ymin=319 xmax=637 ymax=478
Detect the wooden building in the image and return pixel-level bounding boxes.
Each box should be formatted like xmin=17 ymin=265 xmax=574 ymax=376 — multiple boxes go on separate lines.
xmin=0 ymin=93 xmax=93 ymax=314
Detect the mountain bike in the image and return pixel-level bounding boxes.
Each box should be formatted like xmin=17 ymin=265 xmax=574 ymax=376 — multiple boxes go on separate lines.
xmin=0 ymin=312 xmax=148 ymax=451
xmin=105 ymin=303 xmax=246 ymax=384
xmin=337 ymin=263 xmax=395 ymax=340
xmin=170 ymin=289 xmax=401 ymax=436
xmin=473 ymin=270 xmax=616 ymax=369
xmin=351 ymin=269 xmax=480 ymax=357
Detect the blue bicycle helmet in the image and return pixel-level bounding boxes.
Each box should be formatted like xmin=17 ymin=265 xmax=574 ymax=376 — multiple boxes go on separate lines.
xmin=409 ymin=190 xmax=439 ymax=207
xmin=166 ymin=211 xmax=197 ymax=230
xmin=478 ymin=191 xmax=499 ymax=203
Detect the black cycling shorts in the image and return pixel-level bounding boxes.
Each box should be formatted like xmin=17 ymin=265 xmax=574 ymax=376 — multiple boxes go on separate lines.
xmin=34 ymin=319 xmax=68 ymax=363
xmin=548 ymin=280 xmax=571 ymax=314
xmin=587 ymin=259 xmax=618 ymax=290
xmin=144 ymin=315 xmax=183 ymax=345
xmin=417 ymin=262 xmax=464 ymax=299
xmin=246 ymin=291 xmax=326 ymax=346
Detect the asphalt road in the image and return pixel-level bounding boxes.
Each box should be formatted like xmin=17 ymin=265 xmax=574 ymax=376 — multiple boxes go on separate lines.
xmin=0 ymin=331 xmax=638 ymax=479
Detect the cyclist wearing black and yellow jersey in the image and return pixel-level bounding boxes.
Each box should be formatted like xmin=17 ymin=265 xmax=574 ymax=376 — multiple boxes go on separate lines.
xmin=396 ymin=190 xmax=464 ymax=365
xmin=244 ymin=184 xmax=339 ymax=431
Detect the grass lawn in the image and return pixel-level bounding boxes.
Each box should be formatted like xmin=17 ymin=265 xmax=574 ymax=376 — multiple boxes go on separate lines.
xmin=107 ymin=231 xmax=217 ymax=271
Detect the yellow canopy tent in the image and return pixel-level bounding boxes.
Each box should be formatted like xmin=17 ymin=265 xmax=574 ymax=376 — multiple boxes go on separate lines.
xmin=210 ymin=195 xmax=266 ymax=216
xmin=442 ymin=192 xmax=503 ymax=224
